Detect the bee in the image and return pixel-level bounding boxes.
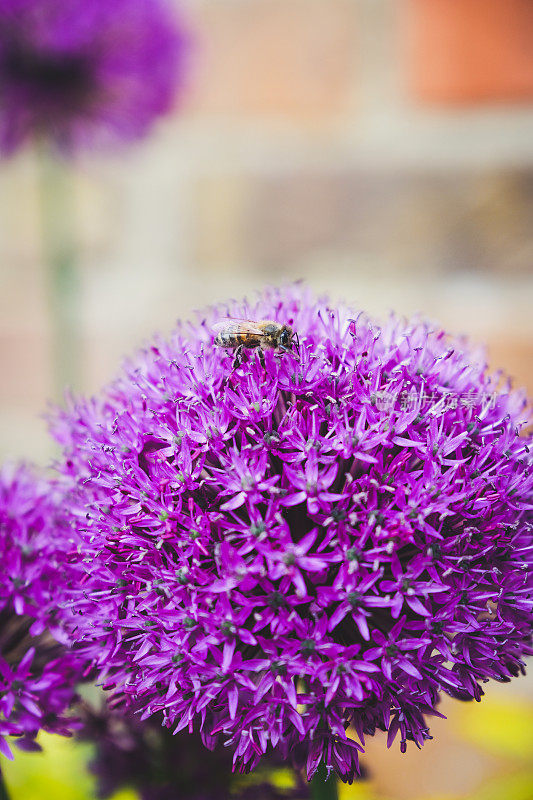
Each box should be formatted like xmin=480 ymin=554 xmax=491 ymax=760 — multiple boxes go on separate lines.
xmin=213 ymin=318 xmax=298 ymax=367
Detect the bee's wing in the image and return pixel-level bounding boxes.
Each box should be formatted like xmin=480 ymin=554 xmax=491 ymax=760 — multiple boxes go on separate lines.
xmin=211 ymin=318 xmax=264 ymax=335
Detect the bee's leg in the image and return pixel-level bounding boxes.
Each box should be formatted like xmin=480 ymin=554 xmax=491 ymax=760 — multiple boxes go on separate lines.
xmin=294 ymin=333 xmax=301 ymax=357
xmin=258 ymin=348 xmax=266 ymax=368
xmin=292 ymin=342 xmax=301 ymax=363
xmin=232 ymin=345 xmax=244 ymax=369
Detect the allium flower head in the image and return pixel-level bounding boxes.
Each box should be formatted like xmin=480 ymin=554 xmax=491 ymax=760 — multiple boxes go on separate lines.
xmin=0 ymin=0 xmax=188 ymax=155
xmin=0 ymin=464 xmax=82 ymax=759
xmin=51 ymin=286 xmax=533 ymax=782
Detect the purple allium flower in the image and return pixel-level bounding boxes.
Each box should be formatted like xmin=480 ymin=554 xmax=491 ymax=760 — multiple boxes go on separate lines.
xmin=0 ymin=0 xmax=188 ymax=155
xmin=0 ymin=464 xmax=82 ymax=759
xmin=50 ymin=286 xmax=533 ymax=782
xmin=79 ymin=701 xmax=310 ymax=800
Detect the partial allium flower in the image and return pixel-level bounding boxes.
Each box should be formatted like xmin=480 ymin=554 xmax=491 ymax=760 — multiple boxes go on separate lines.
xmin=0 ymin=0 xmax=188 ymax=155
xmin=0 ymin=464 xmax=82 ymax=759
xmin=79 ymin=701 xmax=309 ymax=800
xmin=51 ymin=287 xmax=533 ymax=782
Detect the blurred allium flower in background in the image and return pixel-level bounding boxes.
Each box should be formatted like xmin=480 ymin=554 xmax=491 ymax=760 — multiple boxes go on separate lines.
xmin=0 ymin=465 xmax=82 ymax=760
xmin=51 ymin=286 xmax=533 ymax=784
xmin=79 ymin=702 xmax=310 ymax=799
xmin=0 ymin=0 xmax=189 ymax=393
xmin=0 ymin=0 xmax=188 ymax=155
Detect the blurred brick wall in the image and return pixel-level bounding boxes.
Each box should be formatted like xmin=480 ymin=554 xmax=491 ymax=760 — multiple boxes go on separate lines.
xmin=1 ymin=0 xmax=532 ymax=465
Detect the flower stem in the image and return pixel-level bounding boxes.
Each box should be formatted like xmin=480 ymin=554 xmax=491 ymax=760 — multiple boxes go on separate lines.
xmin=310 ymin=764 xmax=338 ymax=800
xmin=0 ymin=773 xmax=10 ymax=800
xmin=38 ymin=146 xmax=81 ymax=396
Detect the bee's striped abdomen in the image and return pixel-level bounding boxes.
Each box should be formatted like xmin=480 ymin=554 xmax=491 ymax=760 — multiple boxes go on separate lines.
xmin=215 ymin=330 xmax=261 ymax=350
xmin=215 ymin=331 xmax=232 ymax=347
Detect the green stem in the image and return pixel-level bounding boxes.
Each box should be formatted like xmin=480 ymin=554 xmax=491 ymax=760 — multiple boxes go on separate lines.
xmin=0 ymin=773 xmax=11 ymax=800
xmin=310 ymin=764 xmax=338 ymax=800
xmin=38 ymin=146 xmax=81 ymax=396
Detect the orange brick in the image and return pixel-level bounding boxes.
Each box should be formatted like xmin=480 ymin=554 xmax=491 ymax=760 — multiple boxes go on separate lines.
xmin=406 ymin=0 xmax=533 ymax=104
xmin=187 ymin=0 xmax=357 ymax=121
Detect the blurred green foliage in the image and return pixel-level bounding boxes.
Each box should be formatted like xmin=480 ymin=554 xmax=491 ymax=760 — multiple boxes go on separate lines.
xmin=3 ymin=733 xmax=138 ymax=800
xmin=3 ymin=732 xmax=98 ymax=800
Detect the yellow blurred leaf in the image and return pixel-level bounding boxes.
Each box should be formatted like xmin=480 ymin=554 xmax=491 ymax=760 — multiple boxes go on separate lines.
xmin=2 ymin=732 xmax=95 ymax=800
xmin=469 ymin=771 xmax=533 ymax=800
xmin=455 ymin=698 xmax=533 ymax=760
xmin=268 ymin=767 xmax=298 ymax=789
xmin=338 ymin=779 xmax=381 ymax=800
xmin=108 ymin=791 xmax=139 ymax=800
